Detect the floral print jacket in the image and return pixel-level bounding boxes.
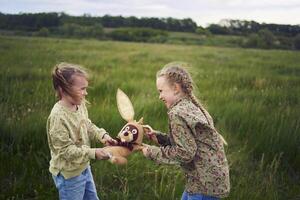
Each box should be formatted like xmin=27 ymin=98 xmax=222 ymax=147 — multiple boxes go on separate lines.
xmin=147 ymin=98 xmax=230 ymax=198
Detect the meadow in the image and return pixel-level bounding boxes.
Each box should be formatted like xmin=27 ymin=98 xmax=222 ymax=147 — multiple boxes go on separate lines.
xmin=0 ymin=35 xmax=299 ymax=199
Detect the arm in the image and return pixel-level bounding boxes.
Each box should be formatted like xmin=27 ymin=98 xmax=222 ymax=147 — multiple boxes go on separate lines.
xmin=156 ymin=131 xmax=171 ymax=146
xmin=86 ymin=119 xmax=117 ymax=145
xmin=82 ymin=103 xmax=115 ymax=145
xmin=86 ymin=118 xmax=107 ymax=143
xmin=143 ymin=125 xmax=171 ymax=146
xmin=146 ymin=114 xmax=197 ymax=164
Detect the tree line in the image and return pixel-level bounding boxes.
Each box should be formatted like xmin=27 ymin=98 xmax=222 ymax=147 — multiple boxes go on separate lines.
xmin=1 ymin=13 xmax=300 ymax=36
xmin=0 ymin=12 xmax=197 ymax=32
xmin=1 ymin=12 xmax=300 ymax=50
xmin=206 ymin=19 xmax=300 ymax=37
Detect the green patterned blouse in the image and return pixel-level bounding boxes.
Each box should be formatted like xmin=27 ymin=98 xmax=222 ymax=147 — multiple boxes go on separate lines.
xmin=147 ymin=98 xmax=230 ymax=198
xmin=46 ymin=102 xmax=107 ymax=179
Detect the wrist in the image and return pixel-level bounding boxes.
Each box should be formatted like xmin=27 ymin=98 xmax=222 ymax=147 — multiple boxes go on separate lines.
xmin=145 ymin=147 xmax=152 ymax=157
xmin=101 ymin=133 xmax=108 ymax=140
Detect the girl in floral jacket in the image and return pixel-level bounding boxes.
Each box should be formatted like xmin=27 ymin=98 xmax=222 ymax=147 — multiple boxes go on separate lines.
xmin=141 ymin=62 xmax=230 ymax=200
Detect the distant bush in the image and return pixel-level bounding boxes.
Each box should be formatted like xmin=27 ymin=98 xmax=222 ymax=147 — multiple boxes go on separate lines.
xmin=108 ymin=28 xmax=168 ymax=43
xmin=276 ymin=36 xmax=293 ymax=49
xmin=243 ymin=29 xmax=276 ymax=49
xmin=36 ymin=27 xmax=49 ymax=37
xmin=293 ymin=34 xmax=300 ymax=50
xmin=195 ymin=27 xmax=212 ymax=36
xmin=258 ymin=29 xmax=276 ymax=49
xmin=242 ymin=33 xmax=261 ymax=48
xmin=56 ymin=23 xmax=77 ymax=37
xmin=13 ymin=30 xmax=33 ymax=37
xmin=89 ymin=24 xmax=104 ymax=39
xmin=56 ymin=23 xmax=104 ymax=39
xmin=207 ymin=24 xmax=231 ymax=35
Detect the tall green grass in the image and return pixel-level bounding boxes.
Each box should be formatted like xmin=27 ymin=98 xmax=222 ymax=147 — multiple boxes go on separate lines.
xmin=0 ymin=36 xmax=299 ymax=199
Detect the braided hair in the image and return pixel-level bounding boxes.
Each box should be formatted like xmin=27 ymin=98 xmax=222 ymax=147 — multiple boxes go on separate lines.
xmin=157 ymin=62 xmax=228 ymax=145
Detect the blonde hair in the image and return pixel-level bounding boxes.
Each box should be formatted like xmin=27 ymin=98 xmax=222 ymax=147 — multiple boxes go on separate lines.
xmin=51 ymin=62 xmax=88 ymax=101
xmin=157 ymin=62 xmax=227 ymax=145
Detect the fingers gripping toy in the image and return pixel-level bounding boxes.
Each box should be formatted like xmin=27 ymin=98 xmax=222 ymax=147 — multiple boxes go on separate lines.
xmin=103 ymin=89 xmax=144 ymax=165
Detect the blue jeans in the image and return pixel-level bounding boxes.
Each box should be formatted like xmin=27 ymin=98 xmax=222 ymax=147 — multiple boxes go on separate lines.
xmin=181 ymin=190 xmax=219 ymax=200
xmin=52 ymin=166 xmax=99 ymax=200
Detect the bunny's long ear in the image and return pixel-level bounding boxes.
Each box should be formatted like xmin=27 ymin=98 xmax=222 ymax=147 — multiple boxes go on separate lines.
xmin=117 ymin=88 xmax=134 ymax=122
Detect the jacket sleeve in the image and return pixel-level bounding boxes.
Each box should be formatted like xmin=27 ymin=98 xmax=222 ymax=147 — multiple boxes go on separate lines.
xmin=156 ymin=131 xmax=171 ymax=146
xmin=147 ymin=114 xmax=197 ymax=164
xmin=86 ymin=118 xmax=107 ymax=143
xmin=47 ymin=115 xmax=96 ymax=162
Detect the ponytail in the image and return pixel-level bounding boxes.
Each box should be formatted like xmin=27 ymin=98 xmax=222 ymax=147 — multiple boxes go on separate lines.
xmin=51 ymin=62 xmax=88 ymax=101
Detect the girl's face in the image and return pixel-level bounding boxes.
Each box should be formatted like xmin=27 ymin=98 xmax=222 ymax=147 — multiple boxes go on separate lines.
xmin=65 ymin=75 xmax=88 ymax=105
xmin=156 ymin=76 xmax=181 ymax=109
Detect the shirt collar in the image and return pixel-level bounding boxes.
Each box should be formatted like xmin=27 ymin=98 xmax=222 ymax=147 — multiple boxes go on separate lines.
xmin=167 ymin=96 xmax=189 ymax=113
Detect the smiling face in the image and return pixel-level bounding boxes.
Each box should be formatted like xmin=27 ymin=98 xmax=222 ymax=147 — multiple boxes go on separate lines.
xmin=156 ymin=76 xmax=181 ymax=109
xmin=118 ymin=123 xmax=139 ymax=143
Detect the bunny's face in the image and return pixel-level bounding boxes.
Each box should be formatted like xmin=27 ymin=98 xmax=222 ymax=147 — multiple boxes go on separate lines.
xmin=117 ymin=120 xmax=144 ymax=144
xmin=118 ymin=124 xmax=139 ymax=143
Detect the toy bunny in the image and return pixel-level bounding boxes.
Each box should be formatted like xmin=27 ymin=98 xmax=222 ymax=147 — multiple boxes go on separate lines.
xmin=103 ymin=88 xmax=144 ymax=165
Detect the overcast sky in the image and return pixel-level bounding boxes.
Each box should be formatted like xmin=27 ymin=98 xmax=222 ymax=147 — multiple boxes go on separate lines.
xmin=1 ymin=0 xmax=299 ymax=27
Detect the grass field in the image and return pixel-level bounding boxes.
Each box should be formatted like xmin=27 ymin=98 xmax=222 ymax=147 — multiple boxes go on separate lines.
xmin=0 ymin=35 xmax=299 ymax=199
xmin=167 ymin=31 xmax=243 ymax=47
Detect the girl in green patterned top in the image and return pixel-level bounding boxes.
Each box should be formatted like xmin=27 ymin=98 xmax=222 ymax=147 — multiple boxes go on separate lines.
xmin=141 ymin=62 xmax=230 ymax=200
xmin=47 ymin=62 xmax=115 ymax=200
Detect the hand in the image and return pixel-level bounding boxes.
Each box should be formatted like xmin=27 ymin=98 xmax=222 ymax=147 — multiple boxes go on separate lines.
xmin=132 ymin=144 xmax=144 ymax=151
xmin=102 ymin=133 xmax=117 ymax=146
xmin=142 ymin=125 xmax=158 ymax=144
xmin=140 ymin=143 xmax=151 ymax=157
xmin=95 ymin=148 xmax=111 ymax=160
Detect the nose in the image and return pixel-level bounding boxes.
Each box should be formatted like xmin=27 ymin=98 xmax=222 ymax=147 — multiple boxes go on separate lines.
xmin=124 ymin=132 xmax=129 ymax=136
xmin=159 ymin=93 xmax=163 ymax=100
